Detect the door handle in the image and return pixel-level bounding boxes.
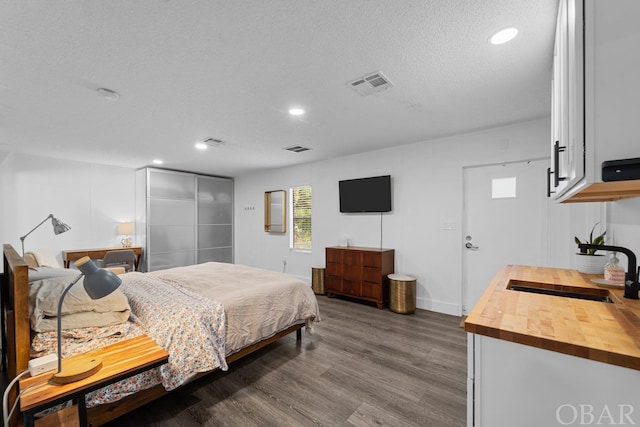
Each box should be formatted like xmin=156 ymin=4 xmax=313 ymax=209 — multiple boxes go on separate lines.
xmin=465 ymin=242 xmax=479 ymax=250
xmin=553 ymin=140 xmax=567 ymax=187
xmin=547 ymin=167 xmax=556 ymax=198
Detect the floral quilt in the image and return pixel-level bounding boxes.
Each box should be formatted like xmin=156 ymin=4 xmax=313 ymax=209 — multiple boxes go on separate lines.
xmin=31 ymin=272 xmax=227 ymax=407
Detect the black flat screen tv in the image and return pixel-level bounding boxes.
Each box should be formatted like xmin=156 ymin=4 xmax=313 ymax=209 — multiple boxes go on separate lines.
xmin=339 ymin=175 xmax=392 ymax=213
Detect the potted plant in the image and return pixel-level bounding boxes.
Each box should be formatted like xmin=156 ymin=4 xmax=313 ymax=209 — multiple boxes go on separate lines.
xmin=574 ymin=223 xmax=608 ymax=274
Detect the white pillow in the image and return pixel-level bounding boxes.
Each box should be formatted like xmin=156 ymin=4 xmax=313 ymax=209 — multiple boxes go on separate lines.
xmin=28 ymin=267 xmax=78 ymax=283
xmin=29 ymin=275 xmax=131 ymax=332
xmin=25 ymin=249 xmax=62 ymax=268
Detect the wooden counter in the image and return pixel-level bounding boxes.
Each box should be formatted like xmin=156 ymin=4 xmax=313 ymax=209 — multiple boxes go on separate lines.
xmin=464 ymin=265 xmax=640 ymax=370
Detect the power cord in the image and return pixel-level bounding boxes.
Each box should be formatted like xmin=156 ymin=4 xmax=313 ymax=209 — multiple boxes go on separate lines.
xmin=3 ymin=370 xmax=50 ymax=427
xmin=3 ymin=369 xmax=29 ymax=426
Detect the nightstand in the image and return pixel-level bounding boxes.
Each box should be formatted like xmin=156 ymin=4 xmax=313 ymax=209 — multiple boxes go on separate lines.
xmin=19 ymin=334 xmax=168 ymax=427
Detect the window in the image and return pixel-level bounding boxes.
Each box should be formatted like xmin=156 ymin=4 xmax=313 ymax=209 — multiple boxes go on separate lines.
xmin=290 ymin=185 xmax=312 ymax=250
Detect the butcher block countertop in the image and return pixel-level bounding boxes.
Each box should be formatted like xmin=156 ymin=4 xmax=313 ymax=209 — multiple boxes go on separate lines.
xmin=464 ymin=265 xmax=640 ymax=370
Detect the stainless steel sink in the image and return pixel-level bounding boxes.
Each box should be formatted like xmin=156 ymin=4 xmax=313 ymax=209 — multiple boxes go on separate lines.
xmin=507 ymin=280 xmax=613 ymax=303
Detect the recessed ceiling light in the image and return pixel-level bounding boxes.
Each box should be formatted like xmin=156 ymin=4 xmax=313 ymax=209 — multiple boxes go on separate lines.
xmin=490 ymin=28 xmax=518 ymax=45
xmin=195 ymin=142 xmax=208 ymax=150
xmin=152 ymin=159 xmax=164 ymax=165
xmin=288 ymin=108 xmax=305 ymax=116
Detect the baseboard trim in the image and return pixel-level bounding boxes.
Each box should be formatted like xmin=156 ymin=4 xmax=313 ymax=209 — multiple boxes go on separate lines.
xmin=416 ymin=297 xmax=460 ymax=316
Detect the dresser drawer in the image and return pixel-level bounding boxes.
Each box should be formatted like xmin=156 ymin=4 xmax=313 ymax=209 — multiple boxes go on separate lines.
xmin=363 ymin=267 xmax=381 ymax=284
xmin=362 ymin=252 xmax=381 ymax=267
xmin=360 ymin=282 xmax=382 ymax=299
xmin=343 ymin=251 xmax=362 ymax=266
xmin=326 ymin=262 xmax=342 ymax=276
xmin=325 ymin=275 xmax=343 ymax=292
xmin=326 ymin=249 xmax=343 ymax=263
xmin=343 ymin=280 xmax=361 ymax=296
xmin=344 ymin=265 xmax=362 ymax=281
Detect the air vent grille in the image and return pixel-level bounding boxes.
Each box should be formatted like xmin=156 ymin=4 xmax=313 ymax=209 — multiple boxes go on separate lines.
xmin=347 ymin=71 xmax=394 ymax=96
xmin=284 ymin=145 xmax=311 ymax=153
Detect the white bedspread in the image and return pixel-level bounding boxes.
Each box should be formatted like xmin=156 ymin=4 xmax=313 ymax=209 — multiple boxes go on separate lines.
xmin=148 ymin=262 xmax=320 ymax=355
xmin=30 ymin=262 xmax=319 ymax=409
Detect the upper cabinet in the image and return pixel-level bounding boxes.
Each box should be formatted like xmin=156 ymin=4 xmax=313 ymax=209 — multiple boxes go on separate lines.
xmin=550 ymin=0 xmax=640 ymax=202
xmin=549 ymin=0 xmax=584 ymax=198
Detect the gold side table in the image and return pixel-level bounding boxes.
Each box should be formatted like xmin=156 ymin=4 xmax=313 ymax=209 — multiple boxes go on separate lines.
xmin=388 ymin=274 xmax=416 ymax=314
xmin=312 ymin=267 xmax=325 ymax=295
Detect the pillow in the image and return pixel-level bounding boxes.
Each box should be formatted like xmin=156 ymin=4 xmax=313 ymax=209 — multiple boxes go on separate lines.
xmin=24 ymin=249 xmax=62 ymax=268
xmin=28 ymin=267 xmax=78 ymax=283
xmin=29 ymin=275 xmax=131 ymax=332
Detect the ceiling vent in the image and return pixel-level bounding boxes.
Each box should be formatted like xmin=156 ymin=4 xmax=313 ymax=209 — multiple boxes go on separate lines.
xmin=284 ymin=145 xmax=311 ymax=153
xmin=347 ymin=71 xmax=394 ymax=96
xmin=203 ymin=138 xmax=225 ymax=147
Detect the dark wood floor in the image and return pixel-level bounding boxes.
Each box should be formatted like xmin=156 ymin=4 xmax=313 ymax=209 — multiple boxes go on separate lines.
xmin=104 ymin=295 xmax=467 ymax=427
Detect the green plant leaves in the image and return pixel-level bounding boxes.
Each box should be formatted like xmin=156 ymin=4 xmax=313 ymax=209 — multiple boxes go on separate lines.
xmin=575 ymin=222 xmax=606 ymax=255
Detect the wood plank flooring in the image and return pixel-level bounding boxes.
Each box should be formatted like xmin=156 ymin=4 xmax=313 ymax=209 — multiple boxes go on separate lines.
xmin=103 ymin=295 xmax=468 ymax=426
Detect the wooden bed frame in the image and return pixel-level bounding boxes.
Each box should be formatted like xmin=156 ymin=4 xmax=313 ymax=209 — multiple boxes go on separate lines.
xmin=2 ymin=244 xmax=304 ymax=426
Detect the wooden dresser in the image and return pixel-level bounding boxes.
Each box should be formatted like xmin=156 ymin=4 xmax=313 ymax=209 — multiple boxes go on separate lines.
xmin=325 ymin=246 xmax=394 ymax=309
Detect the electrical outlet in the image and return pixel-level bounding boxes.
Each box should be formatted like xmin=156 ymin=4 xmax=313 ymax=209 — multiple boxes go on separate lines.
xmin=29 ymin=354 xmax=58 ymax=376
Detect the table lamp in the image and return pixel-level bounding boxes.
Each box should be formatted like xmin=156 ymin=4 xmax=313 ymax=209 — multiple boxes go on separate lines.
xmin=52 ymin=256 xmax=122 ymax=384
xmin=20 ymin=214 xmax=71 ymax=256
xmin=118 ymin=222 xmax=135 ymax=247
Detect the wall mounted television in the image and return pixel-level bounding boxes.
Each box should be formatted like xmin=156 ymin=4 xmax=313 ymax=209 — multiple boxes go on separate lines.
xmin=339 ymin=175 xmax=392 ymax=213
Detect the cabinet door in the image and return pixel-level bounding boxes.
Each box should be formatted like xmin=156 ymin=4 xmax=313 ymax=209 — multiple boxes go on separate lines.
xmin=197 ymin=176 xmax=233 ymax=263
xmin=551 ymin=0 xmax=585 ymax=199
xmin=550 ymin=0 xmax=568 ymax=193
xmin=147 ymin=169 xmax=197 ymax=271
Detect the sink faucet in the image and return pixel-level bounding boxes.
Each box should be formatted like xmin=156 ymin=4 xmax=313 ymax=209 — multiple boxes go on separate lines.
xmin=578 ymin=244 xmax=639 ymax=300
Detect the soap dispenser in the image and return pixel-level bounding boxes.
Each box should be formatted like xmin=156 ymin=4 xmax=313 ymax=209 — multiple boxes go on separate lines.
xmin=604 ymin=252 xmax=626 ymax=283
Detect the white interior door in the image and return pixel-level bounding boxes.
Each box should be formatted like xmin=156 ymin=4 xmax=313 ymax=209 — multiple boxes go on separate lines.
xmin=462 ymin=159 xmax=550 ymax=314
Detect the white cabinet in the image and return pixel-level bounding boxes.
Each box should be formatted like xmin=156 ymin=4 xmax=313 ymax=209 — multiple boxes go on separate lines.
xmin=136 ymin=168 xmax=233 ymax=271
xmin=467 ymin=334 xmax=640 ymax=426
xmin=550 ymin=0 xmax=584 ymax=198
xmin=550 ymin=0 xmax=640 ymax=202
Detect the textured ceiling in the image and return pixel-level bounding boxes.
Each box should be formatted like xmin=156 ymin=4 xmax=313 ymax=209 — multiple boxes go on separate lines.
xmin=0 ymin=0 xmax=558 ymax=177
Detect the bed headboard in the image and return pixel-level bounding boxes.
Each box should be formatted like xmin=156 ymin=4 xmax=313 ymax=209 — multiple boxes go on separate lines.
xmin=2 ymin=244 xmax=30 ymax=379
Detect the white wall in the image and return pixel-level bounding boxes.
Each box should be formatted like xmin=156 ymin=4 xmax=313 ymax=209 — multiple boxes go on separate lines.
xmin=0 ymin=152 xmax=136 ymax=268
xmin=2 ymin=118 xmax=637 ymax=314
xmin=607 ymin=197 xmax=640 ymax=272
xmin=234 ymin=117 xmax=581 ymax=315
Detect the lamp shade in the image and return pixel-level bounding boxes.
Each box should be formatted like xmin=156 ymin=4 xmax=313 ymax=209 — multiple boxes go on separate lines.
xmin=75 ymin=256 xmax=122 ymax=299
xmin=118 ymin=222 xmax=135 ymax=235
xmin=51 ymin=216 xmax=71 ymax=235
